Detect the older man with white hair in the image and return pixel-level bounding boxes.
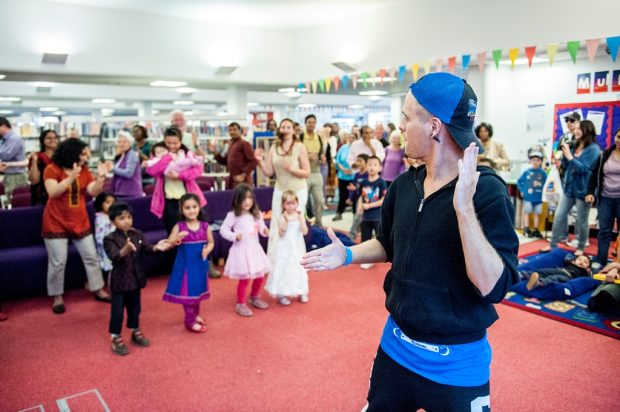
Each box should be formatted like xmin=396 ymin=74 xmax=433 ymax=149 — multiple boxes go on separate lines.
xmin=170 ymin=110 xmax=207 ymax=157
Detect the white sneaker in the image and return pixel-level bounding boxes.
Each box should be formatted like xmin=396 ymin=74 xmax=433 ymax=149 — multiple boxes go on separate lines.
xmin=360 ymin=263 xmax=374 ymax=270
xmin=566 ymin=239 xmax=590 ymax=248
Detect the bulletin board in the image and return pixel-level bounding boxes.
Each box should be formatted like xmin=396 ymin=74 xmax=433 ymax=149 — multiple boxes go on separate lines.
xmin=553 ymin=101 xmax=620 ymax=150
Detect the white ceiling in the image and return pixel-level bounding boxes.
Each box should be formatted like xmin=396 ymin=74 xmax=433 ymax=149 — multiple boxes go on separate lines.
xmin=48 ymin=0 xmax=396 ymax=28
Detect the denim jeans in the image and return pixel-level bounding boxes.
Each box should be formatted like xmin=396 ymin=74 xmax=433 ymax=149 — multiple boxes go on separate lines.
xmin=549 ymin=195 xmax=591 ymax=250
xmin=595 ymin=195 xmax=620 ymax=264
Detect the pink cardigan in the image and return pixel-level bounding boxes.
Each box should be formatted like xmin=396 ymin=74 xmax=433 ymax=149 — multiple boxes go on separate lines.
xmin=146 ymin=152 xmax=207 ymax=218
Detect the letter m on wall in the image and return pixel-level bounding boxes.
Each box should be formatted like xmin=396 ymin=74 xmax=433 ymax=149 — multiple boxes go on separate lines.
xmin=577 ymin=73 xmax=591 ymax=94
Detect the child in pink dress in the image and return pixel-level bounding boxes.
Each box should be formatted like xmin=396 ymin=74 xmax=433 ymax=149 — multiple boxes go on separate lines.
xmin=220 ymin=184 xmax=272 ymax=317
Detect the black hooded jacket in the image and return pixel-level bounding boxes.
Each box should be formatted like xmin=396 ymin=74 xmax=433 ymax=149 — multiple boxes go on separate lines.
xmin=376 ymin=165 xmax=519 ymax=345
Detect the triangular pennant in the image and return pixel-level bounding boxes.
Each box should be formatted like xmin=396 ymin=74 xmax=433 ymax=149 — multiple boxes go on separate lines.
xmin=422 ymin=60 xmax=432 ymax=74
xmin=298 ymin=83 xmax=305 ymax=92
xmin=333 ymin=76 xmax=340 ymax=92
xmin=586 ymin=39 xmax=600 ymax=63
xmin=318 ymin=79 xmax=325 ymax=92
xmin=508 ymin=48 xmax=519 ymax=67
xmin=412 ymin=64 xmax=420 ymax=81
xmin=305 ymin=82 xmax=311 ymax=93
xmin=607 ymin=36 xmax=620 ymax=62
xmin=368 ymin=71 xmax=376 ymax=87
xmin=435 ymin=58 xmax=443 ymax=72
xmin=447 ymin=56 xmax=456 ymax=73
xmin=379 ymin=68 xmax=386 ymax=85
xmin=325 ymin=78 xmax=332 ymax=93
xmin=567 ymin=41 xmax=580 ymax=64
xmin=311 ymin=80 xmax=317 ymax=94
xmin=388 ymin=67 xmax=396 ymax=82
xmin=341 ymin=75 xmax=349 ymax=90
xmin=524 ymin=46 xmax=536 ymax=67
xmin=547 ymin=43 xmax=559 ymax=66
xmin=360 ymin=72 xmax=369 ymax=88
xmin=492 ymin=49 xmax=502 ymax=69
xmin=476 ymin=52 xmax=486 ymax=71
xmin=398 ymin=65 xmax=406 ymax=83
xmin=351 ymin=74 xmax=358 ymax=89
xmin=462 ymin=54 xmax=471 ymax=71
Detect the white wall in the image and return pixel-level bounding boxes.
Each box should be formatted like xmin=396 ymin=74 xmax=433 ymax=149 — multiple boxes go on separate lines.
xmin=482 ymin=55 xmax=620 ymax=163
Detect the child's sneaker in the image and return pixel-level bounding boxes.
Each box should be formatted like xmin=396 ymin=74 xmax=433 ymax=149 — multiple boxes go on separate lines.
xmin=111 ymin=336 xmax=129 ymax=356
xmin=532 ymin=229 xmax=542 ymax=238
xmin=131 ymin=329 xmax=150 ymax=347
xmin=523 ymin=228 xmax=532 ymax=237
xmin=526 ymin=272 xmax=540 ymax=291
xmin=277 ymin=296 xmax=291 ymax=306
xmin=235 ymin=303 xmax=254 ymax=317
xmin=360 ymin=263 xmax=374 ymax=270
xmin=299 ymin=294 xmax=309 ymax=303
xmin=249 ymin=297 xmax=269 ymax=310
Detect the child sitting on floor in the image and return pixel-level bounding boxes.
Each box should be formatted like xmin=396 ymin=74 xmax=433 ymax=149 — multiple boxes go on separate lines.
xmin=521 ymin=254 xmax=592 ymax=291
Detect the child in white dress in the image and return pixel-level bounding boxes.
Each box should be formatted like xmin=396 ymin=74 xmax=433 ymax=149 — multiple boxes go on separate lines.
xmin=265 ymin=190 xmax=309 ymax=305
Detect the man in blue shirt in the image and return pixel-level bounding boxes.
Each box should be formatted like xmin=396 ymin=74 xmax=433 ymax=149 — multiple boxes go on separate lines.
xmin=0 ymin=117 xmax=28 ymax=207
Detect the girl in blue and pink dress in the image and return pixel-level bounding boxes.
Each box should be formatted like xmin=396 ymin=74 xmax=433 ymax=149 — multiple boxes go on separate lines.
xmin=163 ymin=193 xmax=214 ymax=333
xmin=221 ymin=184 xmax=272 ymax=317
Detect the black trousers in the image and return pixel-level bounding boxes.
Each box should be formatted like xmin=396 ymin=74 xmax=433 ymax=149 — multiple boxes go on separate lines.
xmin=109 ymin=289 xmax=141 ymax=335
xmin=361 ymin=220 xmax=380 ymax=242
xmin=366 ymin=347 xmax=491 ymax=412
xmin=337 ymin=178 xmax=352 ymax=214
xmin=164 ymin=198 xmax=181 ymax=235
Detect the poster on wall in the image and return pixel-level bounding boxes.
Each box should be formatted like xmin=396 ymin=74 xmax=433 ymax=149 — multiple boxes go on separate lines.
xmin=593 ymin=71 xmax=609 ymax=93
xmin=577 ymin=73 xmax=591 ymax=94
xmin=553 ymin=101 xmax=620 ymax=150
xmin=613 ymin=70 xmax=620 ymax=92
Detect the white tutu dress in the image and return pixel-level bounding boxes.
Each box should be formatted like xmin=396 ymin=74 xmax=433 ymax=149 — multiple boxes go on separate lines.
xmin=265 ymin=220 xmax=308 ymax=297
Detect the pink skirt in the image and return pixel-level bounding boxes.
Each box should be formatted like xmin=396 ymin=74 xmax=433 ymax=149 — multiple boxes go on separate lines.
xmin=224 ymin=242 xmax=272 ymax=279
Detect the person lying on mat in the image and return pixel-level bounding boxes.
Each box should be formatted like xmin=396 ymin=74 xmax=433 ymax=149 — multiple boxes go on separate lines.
xmin=521 ymin=254 xmax=592 ymax=291
xmin=301 ymin=73 xmax=519 ymax=412
xmin=588 ymin=262 xmax=620 ymax=313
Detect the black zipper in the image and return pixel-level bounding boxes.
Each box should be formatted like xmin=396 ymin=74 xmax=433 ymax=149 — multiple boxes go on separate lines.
xmin=394 ymin=174 xmax=457 ymax=323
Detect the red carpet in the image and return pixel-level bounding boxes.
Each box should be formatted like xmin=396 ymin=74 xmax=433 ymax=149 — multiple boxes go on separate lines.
xmin=1 ymin=263 xmax=619 ymax=411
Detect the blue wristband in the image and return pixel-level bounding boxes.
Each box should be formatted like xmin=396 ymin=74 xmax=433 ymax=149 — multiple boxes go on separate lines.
xmin=343 ymin=247 xmax=353 ymax=266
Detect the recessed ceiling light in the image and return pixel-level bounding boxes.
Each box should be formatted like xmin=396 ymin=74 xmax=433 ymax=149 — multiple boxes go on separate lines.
xmin=52 ymin=111 xmax=66 ymax=115
xmin=176 ymin=87 xmax=196 ymax=94
xmin=278 ymin=87 xmax=296 ymax=93
xmin=101 ymin=108 xmax=114 ymax=116
xmin=0 ymin=97 xmax=21 ymax=102
xmin=286 ymin=92 xmax=302 ymax=98
xmin=92 ymin=98 xmax=116 ymax=103
xmin=39 ymin=106 xmax=59 ymax=112
xmin=150 ymin=80 xmax=188 ymax=87
xmin=0 ymin=75 xmax=6 ymax=80
xmin=368 ymin=96 xmax=382 ymax=101
xmin=359 ymin=76 xmax=397 ymax=84
xmin=247 ymin=102 xmax=259 ymax=107
xmin=348 ymin=104 xmax=364 ymax=109
xmin=173 ymin=100 xmax=194 ymax=105
xmin=0 ymin=109 xmax=13 ymax=114
xmin=184 ymin=111 xmax=194 ymax=115
xmin=217 ymin=111 xmax=228 ymax=116
xmin=359 ymin=90 xmax=388 ymax=96
xmin=297 ymin=103 xmax=317 ymax=109
xmin=152 ymin=109 xmax=160 ymax=115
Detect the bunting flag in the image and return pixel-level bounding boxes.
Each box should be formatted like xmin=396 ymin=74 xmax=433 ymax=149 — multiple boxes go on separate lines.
xmin=311 ymin=80 xmax=317 ymax=94
xmin=492 ymin=49 xmax=502 ymax=69
xmin=388 ymin=67 xmax=397 ymax=82
xmin=447 ymin=56 xmax=456 ymax=73
xmin=325 ymin=78 xmax=332 ymax=93
xmin=524 ymin=46 xmax=536 ymax=67
xmin=567 ymin=41 xmax=580 ymax=64
xmin=412 ymin=64 xmax=420 ymax=81
xmin=305 ymin=82 xmax=311 ymax=93
xmin=547 ymin=43 xmax=558 ymax=66
xmin=368 ymin=71 xmax=376 ymax=87
xmin=379 ymin=68 xmax=386 ymax=85
xmin=435 ymin=58 xmax=443 ymax=72
xmin=351 ymin=74 xmax=358 ymax=89
xmin=476 ymin=52 xmax=486 ymax=71
xmin=508 ymin=48 xmax=519 ymax=67
xmin=318 ymin=79 xmax=325 ymax=93
xmin=398 ymin=65 xmax=406 ymax=83
xmin=462 ymin=54 xmax=471 ymax=71
xmin=298 ymin=83 xmax=305 ymax=92
xmin=360 ymin=72 xmax=369 ymax=88
xmin=586 ymin=39 xmax=600 ymax=63
xmin=607 ymin=36 xmax=620 ymax=62
xmin=341 ymin=75 xmax=348 ymax=90
xmin=333 ymin=76 xmax=341 ymax=91
xmin=422 ymin=60 xmax=432 ymax=74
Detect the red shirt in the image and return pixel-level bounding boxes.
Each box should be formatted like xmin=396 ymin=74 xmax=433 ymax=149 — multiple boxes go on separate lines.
xmin=214 ymin=138 xmax=258 ymax=188
xmin=42 ymin=164 xmax=94 ymax=239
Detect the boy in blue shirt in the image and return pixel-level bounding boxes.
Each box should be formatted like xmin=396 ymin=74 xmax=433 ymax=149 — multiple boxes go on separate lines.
xmin=348 ymin=154 xmax=369 ymax=239
xmin=517 ymin=151 xmax=547 ymax=238
xmin=357 ymin=156 xmax=387 ymax=269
